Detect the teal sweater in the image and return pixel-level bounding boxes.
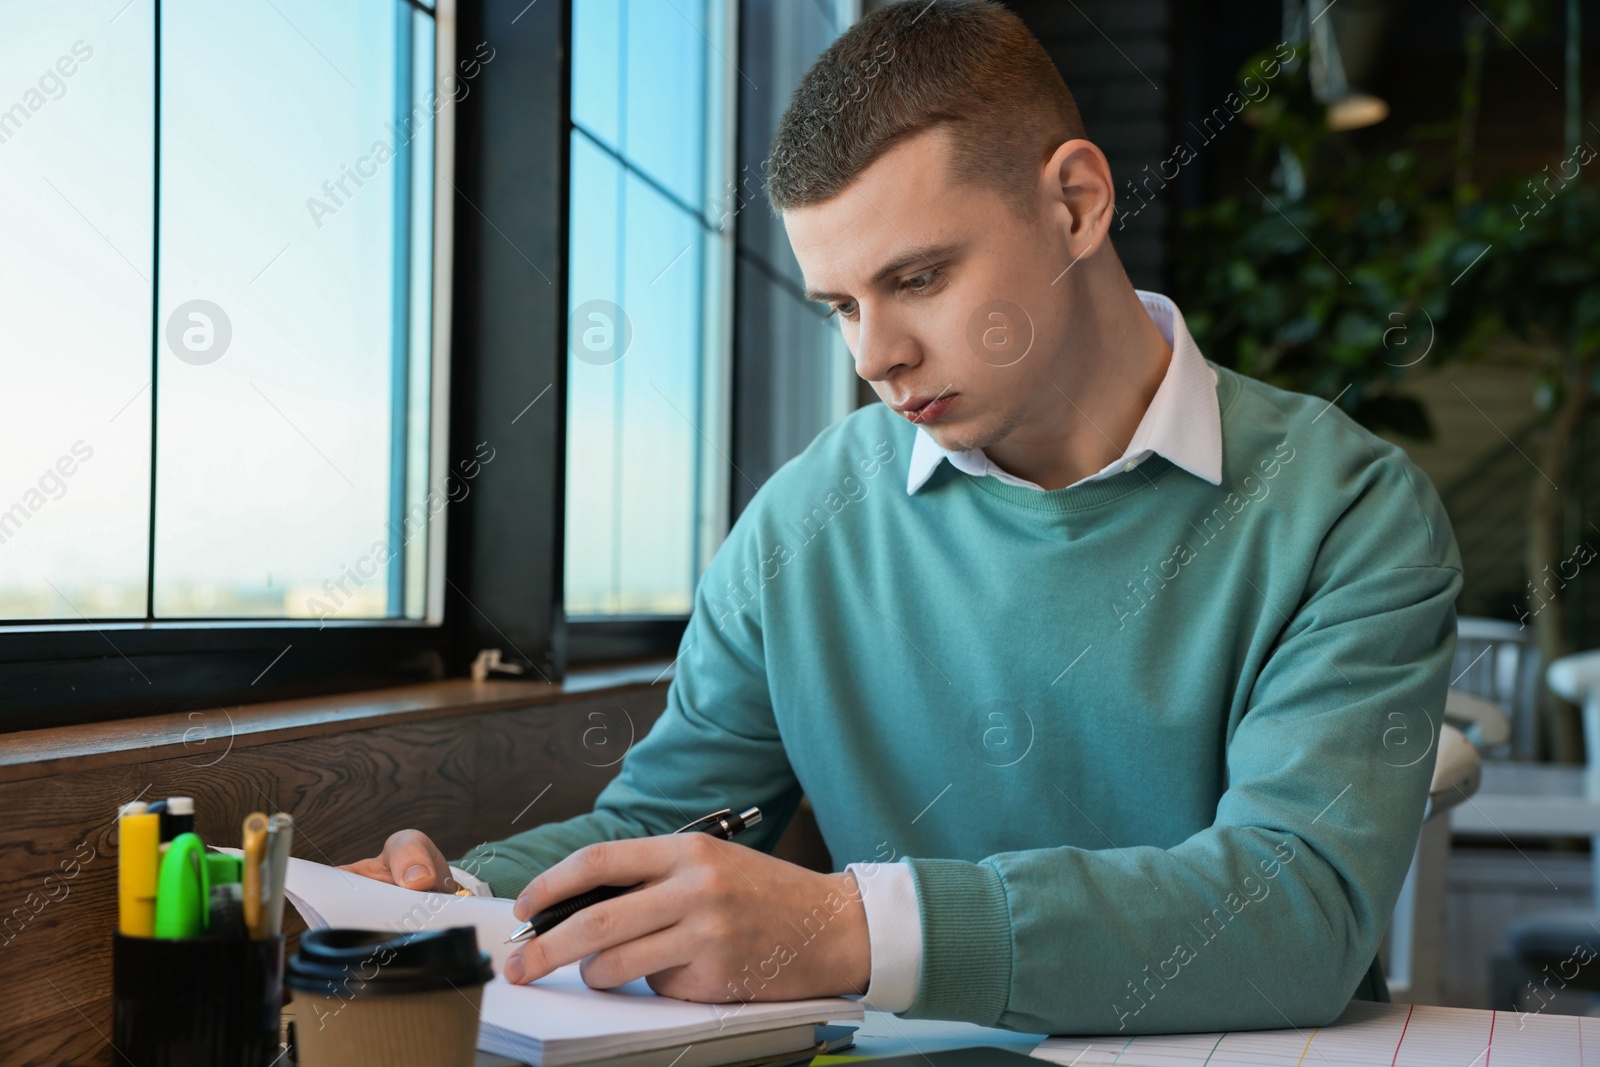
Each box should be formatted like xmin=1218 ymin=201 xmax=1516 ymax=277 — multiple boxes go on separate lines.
xmin=457 ymin=363 xmax=1462 ymax=1035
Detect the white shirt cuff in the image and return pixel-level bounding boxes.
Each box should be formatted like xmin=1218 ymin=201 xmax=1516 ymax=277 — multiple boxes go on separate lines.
xmin=846 ymin=861 xmax=923 ymax=1013
xmin=449 ymin=865 xmax=494 ymax=897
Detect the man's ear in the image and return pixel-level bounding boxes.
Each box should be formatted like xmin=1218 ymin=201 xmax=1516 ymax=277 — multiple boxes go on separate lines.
xmin=1041 ymin=139 xmax=1115 ymax=262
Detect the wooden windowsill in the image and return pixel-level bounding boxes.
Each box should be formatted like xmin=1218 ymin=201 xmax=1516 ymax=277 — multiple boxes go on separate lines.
xmin=0 ymin=659 xmax=675 ymax=784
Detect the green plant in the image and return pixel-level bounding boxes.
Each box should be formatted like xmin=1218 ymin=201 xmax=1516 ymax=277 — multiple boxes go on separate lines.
xmin=1172 ymin=1 xmax=1597 ymax=759
xmin=1449 ymin=163 xmax=1600 ymax=761
xmin=1172 ymin=40 xmax=1469 ymax=439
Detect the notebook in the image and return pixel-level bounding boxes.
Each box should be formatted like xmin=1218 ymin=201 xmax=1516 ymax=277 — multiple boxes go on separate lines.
xmin=266 ymin=853 xmax=864 ymax=1067
xmin=1032 ymin=998 xmax=1591 ymax=1066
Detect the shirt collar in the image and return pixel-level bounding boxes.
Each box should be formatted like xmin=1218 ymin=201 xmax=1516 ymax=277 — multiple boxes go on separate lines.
xmin=905 ymin=289 xmax=1222 ymax=495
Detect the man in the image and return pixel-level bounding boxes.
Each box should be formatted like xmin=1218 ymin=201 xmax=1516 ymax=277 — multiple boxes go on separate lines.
xmin=345 ymin=0 xmax=1461 ymax=1035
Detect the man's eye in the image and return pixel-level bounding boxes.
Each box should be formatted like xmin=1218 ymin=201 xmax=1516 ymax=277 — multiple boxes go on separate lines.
xmin=896 ymin=267 xmax=940 ymax=295
xmin=826 ymin=302 xmax=858 ymax=320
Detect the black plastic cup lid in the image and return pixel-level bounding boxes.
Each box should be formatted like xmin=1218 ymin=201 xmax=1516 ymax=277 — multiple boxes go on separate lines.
xmin=286 ymin=926 xmax=493 ymax=996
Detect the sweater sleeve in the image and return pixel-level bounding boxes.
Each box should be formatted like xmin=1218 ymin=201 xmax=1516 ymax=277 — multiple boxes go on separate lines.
xmin=902 ymin=551 xmax=1462 ymax=1033
xmin=453 ymin=517 xmax=804 ymax=900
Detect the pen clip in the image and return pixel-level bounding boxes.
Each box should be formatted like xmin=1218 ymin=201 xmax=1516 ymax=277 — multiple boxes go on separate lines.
xmin=673 ymin=808 xmax=732 ymax=834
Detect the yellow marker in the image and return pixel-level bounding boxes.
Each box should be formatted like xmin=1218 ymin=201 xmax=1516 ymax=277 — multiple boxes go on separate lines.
xmin=118 ymin=802 xmax=161 ymax=937
xmin=242 ymin=812 xmax=269 ymax=939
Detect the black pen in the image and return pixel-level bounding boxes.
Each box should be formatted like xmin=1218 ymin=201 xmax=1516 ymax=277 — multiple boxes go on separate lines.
xmin=504 ymin=806 xmax=762 ymax=945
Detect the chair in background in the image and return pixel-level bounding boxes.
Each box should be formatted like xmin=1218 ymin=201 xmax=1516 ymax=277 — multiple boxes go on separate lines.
xmin=1452 ymin=627 xmax=1600 ymax=909
xmin=1385 ymin=693 xmax=1509 ymax=1004
xmin=1385 ymin=613 xmax=1531 ymax=1003
xmin=1441 ymin=689 xmax=1519 ymax=754
xmin=1450 ymin=617 xmax=1544 ymax=759
xmin=1493 ymin=649 xmax=1600 ymax=1009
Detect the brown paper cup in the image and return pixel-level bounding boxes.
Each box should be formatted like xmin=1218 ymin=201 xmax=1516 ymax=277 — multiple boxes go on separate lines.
xmin=285 ymin=927 xmax=492 ymax=1067
xmin=290 ymin=984 xmax=482 ymax=1067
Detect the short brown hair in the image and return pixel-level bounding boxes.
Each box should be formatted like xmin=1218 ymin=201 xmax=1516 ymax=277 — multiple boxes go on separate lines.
xmin=764 ymin=0 xmax=1087 ymax=222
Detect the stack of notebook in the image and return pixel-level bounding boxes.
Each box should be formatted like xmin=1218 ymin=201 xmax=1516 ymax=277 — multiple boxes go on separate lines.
xmin=273 ymin=854 xmax=864 ymax=1067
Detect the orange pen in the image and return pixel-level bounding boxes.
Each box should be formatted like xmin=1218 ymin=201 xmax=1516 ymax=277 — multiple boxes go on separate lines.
xmin=241 ymin=812 xmax=269 ymax=939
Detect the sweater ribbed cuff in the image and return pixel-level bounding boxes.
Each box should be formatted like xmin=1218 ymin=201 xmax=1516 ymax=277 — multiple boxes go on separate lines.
xmin=901 ymin=857 xmax=1013 ymax=1026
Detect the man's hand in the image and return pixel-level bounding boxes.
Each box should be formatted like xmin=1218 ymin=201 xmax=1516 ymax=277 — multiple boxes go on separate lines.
xmin=339 ymin=829 xmax=460 ymax=893
xmin=505 ymin=835 xmax=871 ymax=1003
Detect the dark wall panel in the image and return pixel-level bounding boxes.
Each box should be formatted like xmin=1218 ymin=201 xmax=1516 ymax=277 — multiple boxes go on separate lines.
xmin=1004 ymin=0 xmax=1174 ymax=291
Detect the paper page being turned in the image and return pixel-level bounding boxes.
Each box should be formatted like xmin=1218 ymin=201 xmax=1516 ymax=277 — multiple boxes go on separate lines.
xmin=214 ymin=849 xmax=522 ymax=971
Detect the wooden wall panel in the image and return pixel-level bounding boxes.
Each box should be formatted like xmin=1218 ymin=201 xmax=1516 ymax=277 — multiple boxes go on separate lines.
xmin=0 ymin=683 xmax=686 ymax=1066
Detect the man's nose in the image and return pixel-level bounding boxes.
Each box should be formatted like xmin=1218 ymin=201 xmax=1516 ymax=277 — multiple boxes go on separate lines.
xmin=851 ymin=305 xmax=919 ymax=383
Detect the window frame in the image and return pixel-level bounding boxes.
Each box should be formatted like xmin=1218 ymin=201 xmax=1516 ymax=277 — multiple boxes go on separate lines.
xmin=0 ymin=0 xmax=486 ymax=733
xmin=0 ymin=0 xmax=862 ymax=731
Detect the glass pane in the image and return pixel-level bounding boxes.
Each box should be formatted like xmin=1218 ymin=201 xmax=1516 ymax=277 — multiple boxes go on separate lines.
xmin=623 ymin=0 xmax=708 ymax=212
xmin=0 ymin=4 xmax=154 ymax=620
xmin=733 ymin=263 xmax=854 ymax=508
xmin=564 ymin=133 xmax=624 ymax=613
xmin=616 ymin=172 xmax=702 ymax=613
xmin=154 ymin=0 xmax=426 ymax=620
xmin=564 ymin=137 xmax=703 ymax=615
xmin=571 ymin=0 xmax=621 ymax=154
xmin=737 ymin=0 xmax=852 ymax=290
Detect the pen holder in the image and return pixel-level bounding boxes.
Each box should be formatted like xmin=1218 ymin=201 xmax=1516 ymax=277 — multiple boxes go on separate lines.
xmin=112 ymin=932 xmax=285 ymax=1067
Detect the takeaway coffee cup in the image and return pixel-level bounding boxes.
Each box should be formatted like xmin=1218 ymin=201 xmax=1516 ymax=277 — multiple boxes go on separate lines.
xmin=285 ymin=926 xmax=493 ymax=1067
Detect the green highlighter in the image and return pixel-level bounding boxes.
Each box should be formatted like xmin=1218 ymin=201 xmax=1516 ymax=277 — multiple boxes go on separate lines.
xmin=205 ymin=852 xmax=242 ymax=887
xmin=205 ymin=851 xmax=247 ymax=939
xmin=153 ymin=832 xmax=210 ymax=939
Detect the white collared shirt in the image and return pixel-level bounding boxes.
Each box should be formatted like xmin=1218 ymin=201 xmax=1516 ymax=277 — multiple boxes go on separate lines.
xmin=847 ymin=290 xmax=1225 ymax=1013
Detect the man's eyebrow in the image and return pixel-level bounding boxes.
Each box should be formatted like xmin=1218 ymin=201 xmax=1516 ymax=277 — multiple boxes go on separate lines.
xmin=803 ymin=242 xmax=963 ymax=303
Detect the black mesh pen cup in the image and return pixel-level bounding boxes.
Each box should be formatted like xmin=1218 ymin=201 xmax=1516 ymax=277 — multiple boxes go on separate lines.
xmin=112 ymin=932 xmax=285 ymax=1067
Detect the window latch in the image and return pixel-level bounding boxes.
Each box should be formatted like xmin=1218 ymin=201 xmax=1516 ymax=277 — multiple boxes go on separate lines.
xmin=470 ymin=648 xmax=526 ymax=682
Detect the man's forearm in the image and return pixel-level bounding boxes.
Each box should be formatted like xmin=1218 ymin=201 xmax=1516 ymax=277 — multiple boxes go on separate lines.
xmin=453 ymin=808 xmax=657 ymax=899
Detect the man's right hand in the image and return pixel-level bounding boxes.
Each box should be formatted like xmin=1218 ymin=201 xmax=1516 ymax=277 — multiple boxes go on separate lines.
xmin=339 ymin=829 xmax=459 ymax=892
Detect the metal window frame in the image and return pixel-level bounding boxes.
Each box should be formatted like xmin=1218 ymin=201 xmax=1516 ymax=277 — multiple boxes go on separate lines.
xmin=0 ymin=0 xmax=576 ymax=735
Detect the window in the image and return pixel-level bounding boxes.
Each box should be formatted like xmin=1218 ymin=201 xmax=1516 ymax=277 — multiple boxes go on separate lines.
xmin=0 ymin=0 xmax=871 ymax=724
xmin=563 ymin=0 xmax=862 ymax=625
xmin=562 ymin=0 xmax=738 ymax=617
xmin=0 ymin=0 xmax=447 ymax=626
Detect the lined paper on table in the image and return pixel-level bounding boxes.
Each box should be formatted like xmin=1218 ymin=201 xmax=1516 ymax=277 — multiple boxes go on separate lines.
xmin=1032 ymin=999 xmax=1594 ymax=1066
